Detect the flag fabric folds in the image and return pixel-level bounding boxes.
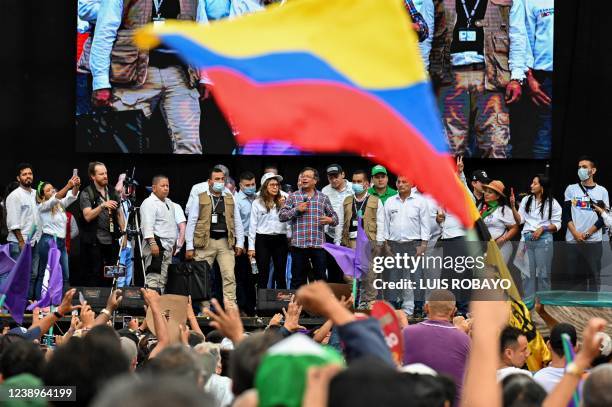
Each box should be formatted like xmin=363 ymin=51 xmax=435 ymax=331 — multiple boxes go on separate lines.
xmin=0 ymin=243 xmax=32 ymax=324
xmin=28 ymin=240 xmax=63 ymax=310
xmin=135 ymin=0 xmax=474 ymax=227
xmin=0 ymin=244 xmax=16 ymax=277
xmin=323 ymin=219 xmax=370 ymax=279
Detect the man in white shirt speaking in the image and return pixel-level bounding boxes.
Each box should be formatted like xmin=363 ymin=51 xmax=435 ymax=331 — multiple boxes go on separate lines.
xmin=140 ymin=175 xmax=177 ymax=292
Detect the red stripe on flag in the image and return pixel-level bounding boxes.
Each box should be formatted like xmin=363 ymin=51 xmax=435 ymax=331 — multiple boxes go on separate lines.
xmin=207 ymin=68 xmax=471 ymax=226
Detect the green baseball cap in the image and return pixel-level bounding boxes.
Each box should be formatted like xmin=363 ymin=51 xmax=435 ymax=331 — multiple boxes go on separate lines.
xmin=371 ymin=165 xmax=388 ymax=176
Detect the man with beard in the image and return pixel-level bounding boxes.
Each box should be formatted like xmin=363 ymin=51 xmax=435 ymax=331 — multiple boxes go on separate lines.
xmin=5 ymin=163 xmax=40 ymax=294
xmin=6 ymin=163 xmax=37 ymax=259
xmin=79 ymin=161 xmax=125 ymax=286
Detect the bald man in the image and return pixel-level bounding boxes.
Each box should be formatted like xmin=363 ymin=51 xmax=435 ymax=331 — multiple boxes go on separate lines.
xmin=402 ymin=290 xmax=470 ymax=405
xmin=140 ymin=175 xmax=177 ymax=292
xmin=584 ymin=365 xmax=612 ymax=407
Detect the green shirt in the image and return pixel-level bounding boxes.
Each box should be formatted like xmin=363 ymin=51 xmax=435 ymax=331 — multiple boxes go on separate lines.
xmin=368 ymin=186 xmax=397 ymax=204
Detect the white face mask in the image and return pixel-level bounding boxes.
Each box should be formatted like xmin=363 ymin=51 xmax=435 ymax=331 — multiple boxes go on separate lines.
xmin=578 ymin=168 xmax=591 ymax=182
xmin=212 ymin=182 xmax=224 ymax=193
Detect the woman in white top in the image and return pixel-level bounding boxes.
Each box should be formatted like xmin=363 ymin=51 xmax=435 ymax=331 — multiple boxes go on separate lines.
xmin=34 ymin=175 xmax=80 ymax=299
xmin=593 ymin=204 xmax=612 ymax=228
xmin=248 ymin=173 xmax=288 ymax=290
xmin=510 ymin=175 xmax=562 ymax=299
xmin=481 ymin=180 xmax=519 ymax=263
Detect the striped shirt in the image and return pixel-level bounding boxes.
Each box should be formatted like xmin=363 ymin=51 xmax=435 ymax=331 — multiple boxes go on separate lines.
xmin=279 ymin=189 xmax=338 ymax=248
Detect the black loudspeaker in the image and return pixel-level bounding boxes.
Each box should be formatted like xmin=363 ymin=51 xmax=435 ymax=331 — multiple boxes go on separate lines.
xmin=119 ymin=287 xmax=145 ymax=313
xmin=72 ymin=287 xmax=111 ymax=311
xmin=256 ymin=289 xmax=296 ymax=316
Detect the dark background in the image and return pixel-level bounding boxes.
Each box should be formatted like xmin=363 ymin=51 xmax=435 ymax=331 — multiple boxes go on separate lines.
xmin=0 ymin=0 xmax=610 ymax=210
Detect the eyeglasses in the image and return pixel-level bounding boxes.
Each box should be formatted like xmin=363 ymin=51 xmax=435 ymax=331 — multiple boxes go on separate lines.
xmin=268 ymin=183 xmax=280 ymax=187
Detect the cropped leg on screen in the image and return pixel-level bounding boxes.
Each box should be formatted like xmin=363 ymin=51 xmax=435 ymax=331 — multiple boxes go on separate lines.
xmin=159 ymin=66 xmax=202 ymax=154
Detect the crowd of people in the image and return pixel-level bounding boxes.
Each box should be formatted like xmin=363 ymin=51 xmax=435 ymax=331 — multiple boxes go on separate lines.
xmin=0 ymin=155 xmax=609 ymax=318
xmin=75 ymin=0 xmax=553 ymax=158
xmin=1 ymin=281 xmax=612 ymax=407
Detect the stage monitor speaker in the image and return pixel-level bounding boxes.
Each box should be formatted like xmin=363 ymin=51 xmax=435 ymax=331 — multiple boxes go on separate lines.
xmin=71 ymin=287 xmax=111 ymax=311
xmin=256 ymin=288 xmax=296 ymax=316
xmin=119 ymin=287 xmax=145 ymax=313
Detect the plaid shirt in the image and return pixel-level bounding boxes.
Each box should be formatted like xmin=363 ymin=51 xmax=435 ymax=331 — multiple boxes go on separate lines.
xmin=279 ymin=189 xmax=338 ymax=248
xmin=405 ymin=0 xmax=429 ymax=43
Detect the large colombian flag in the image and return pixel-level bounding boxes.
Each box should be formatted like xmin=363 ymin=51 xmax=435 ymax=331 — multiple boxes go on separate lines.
xmin=135 ymin=0 xmax=473 ymax=226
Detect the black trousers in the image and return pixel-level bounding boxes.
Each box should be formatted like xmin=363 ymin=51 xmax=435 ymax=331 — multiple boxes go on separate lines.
xmin=566 ymin=242 xmax=603 ymax=292
xmin=80 ymin=240 xmax=119 ymax=287
xmin=290 ymin=247 xmax=327 ymax=289
xmin=235 ymin=237 xmax=256 ymax=315
xmin=325 ymin=234 xmax=345 ymax=283
xmin=255 ymin=234 xmax=288 ymax=289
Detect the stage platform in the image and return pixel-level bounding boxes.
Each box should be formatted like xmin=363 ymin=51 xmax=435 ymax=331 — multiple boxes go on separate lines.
xmin=529 ymin=291 xmax=612 ymax=338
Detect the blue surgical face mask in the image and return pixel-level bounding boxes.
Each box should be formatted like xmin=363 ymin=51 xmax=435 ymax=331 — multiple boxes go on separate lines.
xmin=352 ymin=183 xmax=365 ymax=194
xmin=578 ymin=168 xmax=590 ymax=182
xmin=243 ymin=186 xmax=256 ymax=196
xmin=212 ymin=182 xmax=225 ymax=193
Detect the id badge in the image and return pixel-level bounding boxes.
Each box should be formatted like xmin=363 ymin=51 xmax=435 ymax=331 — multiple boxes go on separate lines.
xmin=153 ymin=17 xmax=166 ymax=27
xmin=352 ymin=219 xmax=358 ymax=227
xmin=458 ymin=29 xmax=477 ymax=42
xmin=349 ymin=231 xmax=358 ymax=239
xmin=211 ymin=213 xmax=218 ymax=224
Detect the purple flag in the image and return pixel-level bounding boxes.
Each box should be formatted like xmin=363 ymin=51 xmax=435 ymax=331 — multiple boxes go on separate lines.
xmin=0 ymin=243 xmax=32 ymax=324
xmin=28 ymin=240 xmax=62 ymax=310
xmin=0 ymin=244 xmax=16 ymax=277
xmin=323 ymin=219 xmax=372 ymax=279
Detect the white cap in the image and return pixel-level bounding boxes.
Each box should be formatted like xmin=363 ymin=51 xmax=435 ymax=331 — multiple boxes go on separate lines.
xmin=597 ymin=332 xmax=612 ymax=357
xmin=400 ymin=363 xmax=438 ymax=376
xmin=260 ymin=172 xmax=283 ymax=186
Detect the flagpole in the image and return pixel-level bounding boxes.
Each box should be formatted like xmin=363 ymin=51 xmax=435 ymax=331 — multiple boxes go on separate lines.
xmin=352 ymin=278 xmax=357 ymax=308
xmin=561 ymin=333 xmax=580 ymax=407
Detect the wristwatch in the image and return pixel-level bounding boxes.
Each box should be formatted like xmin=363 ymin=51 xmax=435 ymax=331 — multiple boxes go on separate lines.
xmin=100 ymin=308 xmax=112 ymax=318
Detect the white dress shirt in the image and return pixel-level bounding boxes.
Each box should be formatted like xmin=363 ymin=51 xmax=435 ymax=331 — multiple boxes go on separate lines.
xmin=173 ymin=202 xmax=186 ymax=225
xmin=517 ymin=195 xmax=561 ymax=232
xmin=384 ymin=193 xmax=431 ymax=242
xmin=139 ymin=193 xmax=178 ymax=251
xmin=37 ymin=191 xmax=79 ymax=239
xmin=412 ymin=187 xmax=442 ymax=241
xmin=5 ymin=186 xmax=38 ymax=244
xmin=322 ymin=180 xmax=354 ymax=240
xmin=524 ymin=0 xmax=554 ymax=71
xmin=185 ymin=190 xmax=245 ymax=251
xmin=248 ymin=199 xmax=288 ymax=250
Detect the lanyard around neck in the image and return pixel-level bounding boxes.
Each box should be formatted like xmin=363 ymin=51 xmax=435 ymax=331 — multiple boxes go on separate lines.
xmin=153 ymin=0 xmax=165 ymax=18
xmin=211 ymin=194 xmax=223 ymax=213
xmin=353 ymin=195 xmax=368 ymax=217
xmin=460 ymin=0 xmax=481 ymax=28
